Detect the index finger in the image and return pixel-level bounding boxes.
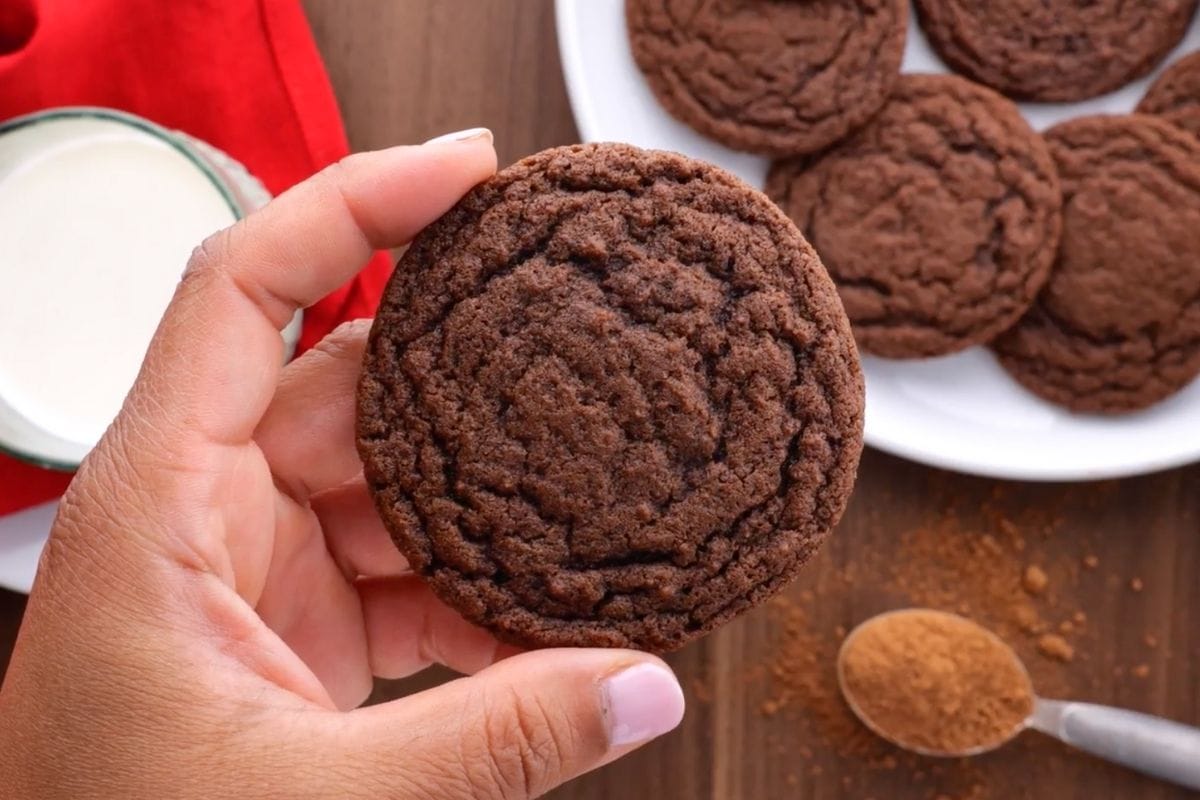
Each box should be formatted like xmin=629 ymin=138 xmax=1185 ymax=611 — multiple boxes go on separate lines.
xmin=127 ymin=131 xmax=497 ymax=454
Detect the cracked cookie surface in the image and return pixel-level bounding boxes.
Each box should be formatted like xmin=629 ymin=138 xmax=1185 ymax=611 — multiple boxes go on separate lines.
xmin=357 ymin=143 xmax=864 ymax=652
xmin=1139 ymin=52 xmax=1200 ymax=140
xmin=914 ymin=0 xmax=1198 ymax=102
xmin=625 ymin=0 xmax=907 ymax=156
xmin=766 ymin=74 xmax=1061 ymax=359
xmin=993 ymin=115 xmax=1200 ymax=413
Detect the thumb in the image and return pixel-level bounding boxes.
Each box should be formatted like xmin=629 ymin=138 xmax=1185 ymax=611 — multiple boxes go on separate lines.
xmin=328 ymin=649 xmax=685 ymax=799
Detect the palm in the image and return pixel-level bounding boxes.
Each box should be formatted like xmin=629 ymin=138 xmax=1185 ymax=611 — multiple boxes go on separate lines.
xmin=173 ymin=293 xmax=510 ymax=712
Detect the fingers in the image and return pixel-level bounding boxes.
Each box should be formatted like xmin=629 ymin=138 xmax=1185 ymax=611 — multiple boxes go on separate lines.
xmin=332 ymin=650 xmax=685 ymax=799
xmin=311 ymin=479 xmax=409 ymax=579
xmin=356 ymin=574 xmax=521 ymax=678
xmin=254 ymin=319 xmax=370 ymax=501
xmin=125 ymin=134 xmax=497 ymax=461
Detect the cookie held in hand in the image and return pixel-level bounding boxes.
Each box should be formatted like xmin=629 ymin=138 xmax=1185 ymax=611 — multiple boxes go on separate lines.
xmin=357 ymin=143 xmax=863 ymax=652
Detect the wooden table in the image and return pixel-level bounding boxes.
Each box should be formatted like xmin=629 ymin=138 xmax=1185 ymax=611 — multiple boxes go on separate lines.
xmin=2 ymin=2 xmax=1197 ymax=797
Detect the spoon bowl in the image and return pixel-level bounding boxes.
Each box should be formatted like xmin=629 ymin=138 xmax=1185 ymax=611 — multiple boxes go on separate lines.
xmin=836 ymin=608 xmax=1033 ymax=758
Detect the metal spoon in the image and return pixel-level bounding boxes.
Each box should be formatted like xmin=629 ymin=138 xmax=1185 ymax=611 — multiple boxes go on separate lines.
xmin=837 ymin=609 xmax=1200 ymax=791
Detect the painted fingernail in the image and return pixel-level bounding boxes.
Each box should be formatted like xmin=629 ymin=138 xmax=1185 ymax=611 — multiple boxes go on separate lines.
xmin=602 ymin=662 xmax=686 ymax=747
xmin=423 ymin=127 xmax=493 ymax=146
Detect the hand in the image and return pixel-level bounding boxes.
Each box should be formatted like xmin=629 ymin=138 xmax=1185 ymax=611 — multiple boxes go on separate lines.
xmin=0 ymin=130 xmax=685 ymax=799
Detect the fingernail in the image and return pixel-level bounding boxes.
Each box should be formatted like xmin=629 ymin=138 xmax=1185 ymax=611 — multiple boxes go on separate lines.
xmin=423 ymin=127 xmax=493 ymax=146
xmin=602 ymin=662 xmax=686 ymax=747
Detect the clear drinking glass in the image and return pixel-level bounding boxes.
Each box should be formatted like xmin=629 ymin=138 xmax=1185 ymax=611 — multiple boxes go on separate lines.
xmin=0 ymin=107 xmax=299 ymax=470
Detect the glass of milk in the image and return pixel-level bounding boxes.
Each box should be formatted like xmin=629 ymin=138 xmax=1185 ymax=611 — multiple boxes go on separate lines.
xmin=0 ymin=107 xmax=300 ymax=470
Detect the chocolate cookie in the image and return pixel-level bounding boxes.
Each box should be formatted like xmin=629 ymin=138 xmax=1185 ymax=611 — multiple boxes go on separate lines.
xmin=357 ymin=143 xmax=864 ymax=652
xmin=1139 ymin=51 xmax=1200 ymax=140
xmin=766 ymin=74 xmax=1062 ymax=359
xmin=914 ymin=0 xmax=1200 ymax=102
xmin=993 ymin=115 xmax=1200 ymax=413
xmin=626 ymin=0 xmax=907 ymax=156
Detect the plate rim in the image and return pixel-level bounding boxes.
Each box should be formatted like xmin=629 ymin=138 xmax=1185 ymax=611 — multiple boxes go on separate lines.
xmin=862 ymin=416 xmax=1200 ymax=481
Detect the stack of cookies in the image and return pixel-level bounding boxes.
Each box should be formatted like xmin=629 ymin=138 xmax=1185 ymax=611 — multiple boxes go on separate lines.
xmin=628 ymin=0 xmax=1200 ymax=414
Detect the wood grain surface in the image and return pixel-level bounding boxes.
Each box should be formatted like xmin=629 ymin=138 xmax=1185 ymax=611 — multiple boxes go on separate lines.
xmin=1 ymin=2 xmax=1197 ymax=798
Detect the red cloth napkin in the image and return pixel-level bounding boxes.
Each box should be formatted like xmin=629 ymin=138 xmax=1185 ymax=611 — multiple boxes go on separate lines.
xmin=0 ymin=0 xmax=391 ymax=515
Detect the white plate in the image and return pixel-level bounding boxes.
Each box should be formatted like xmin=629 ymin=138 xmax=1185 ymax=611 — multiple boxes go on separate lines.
xmin=555 ymin=0 xmax=1200 ymax=481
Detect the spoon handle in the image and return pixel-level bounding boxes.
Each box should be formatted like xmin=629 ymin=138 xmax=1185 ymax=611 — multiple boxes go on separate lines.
xmin=1030 ymin=699 xmax=1200 ymax=790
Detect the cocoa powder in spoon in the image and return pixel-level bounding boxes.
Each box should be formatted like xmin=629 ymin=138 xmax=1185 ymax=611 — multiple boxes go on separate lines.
xmin=839 ymin=609 xmax=1035 ymax=755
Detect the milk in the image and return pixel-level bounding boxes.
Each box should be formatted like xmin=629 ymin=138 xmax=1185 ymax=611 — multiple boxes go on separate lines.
xmin=0 ymin=114 xmax=238 ymax=456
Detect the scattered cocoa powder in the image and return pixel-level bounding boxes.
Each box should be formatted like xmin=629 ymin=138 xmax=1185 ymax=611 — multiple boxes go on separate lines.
xmin=1143 ymin=634 xmax=1158 ymax=649
xmin=1022 ymin=565 xmax=1049 ymax=595
xmin=839 ymin=610 xmax=1034 ymax=754
xmin=997 ymin=518 xmax=1024 ymax=550
xmin=752 ymin=485 xmax=1147 ymax=798
xmin=881 ymin=510 xmax=1084 ymax=674
xmin=1132 ymin=664 xmax=1151 ymax=679
xmin=1036 ymin=634 xmax=1075 ymax=662
xmin=934 ymin=786 xmax=987 ymax=800
xmin=1014 ymin=603 xmax=1043 ymax=634
xmin=1129 ymin=577 xmax=1144 ymax=592
xmin=764 ymin=597 xmax=882 ymax=759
